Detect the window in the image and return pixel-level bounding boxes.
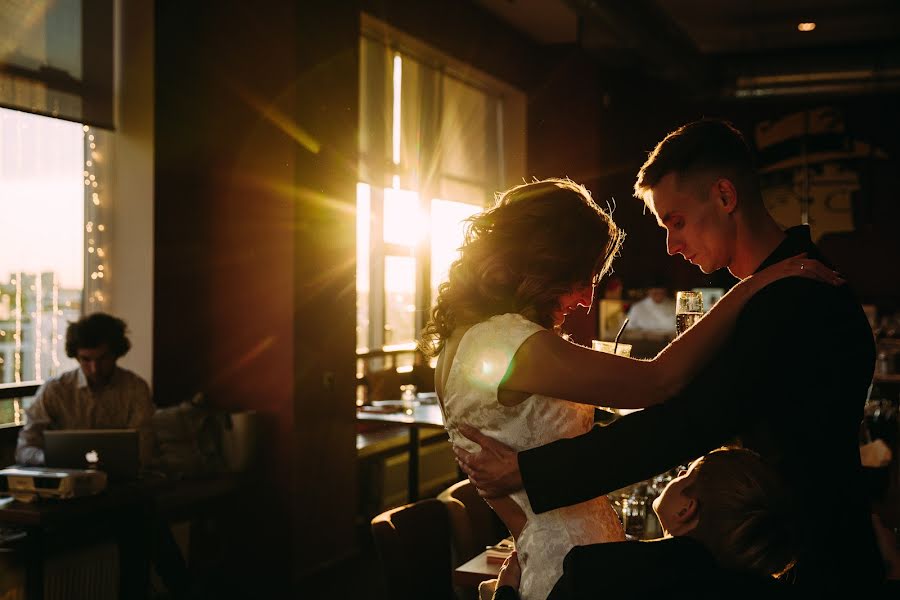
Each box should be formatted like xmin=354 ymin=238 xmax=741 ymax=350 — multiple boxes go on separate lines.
xmin=0 ymin=107 xmax=110 ymax=420
xmin=0 ymin=0 xmax=114 ymax=128
xmin=0 ymin=0 xmax=114 ymax=419
xmin=356 ymin=18 xmax=525 ymax=400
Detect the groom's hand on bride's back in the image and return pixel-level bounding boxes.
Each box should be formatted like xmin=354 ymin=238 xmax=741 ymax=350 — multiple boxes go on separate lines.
xmin=453 ymin=424 xmax=523 ymax=497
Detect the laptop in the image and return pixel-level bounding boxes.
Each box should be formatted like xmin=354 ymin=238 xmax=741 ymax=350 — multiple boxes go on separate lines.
xmin=44 ymin=429 xmax=141 ymax=482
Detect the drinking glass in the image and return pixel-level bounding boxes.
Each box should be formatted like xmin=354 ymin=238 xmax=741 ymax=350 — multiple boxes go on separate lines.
xmin=675 ymin=291 xmax=704 ymax=336
xmin=591 ymin=340 xmax=633 ymax=357
xmin=591 ymin=341 xmax=633 ymax=416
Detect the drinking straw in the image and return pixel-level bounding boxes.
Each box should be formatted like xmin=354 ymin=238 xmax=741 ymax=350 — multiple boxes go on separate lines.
xmin=613 ymin=318 xmax=629 ymax=354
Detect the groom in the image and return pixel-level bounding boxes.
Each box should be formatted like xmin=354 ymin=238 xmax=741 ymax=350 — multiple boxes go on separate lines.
xmin=454 ymin=119 xmax=884 ymax=588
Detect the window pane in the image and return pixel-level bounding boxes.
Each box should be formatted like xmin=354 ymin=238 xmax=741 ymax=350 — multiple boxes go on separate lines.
xmin=356 ymin=183 xmax=371 ymax=352
xmin=397 ymin=53 xmax=422 ymax=189
xmin=0 ymin=107 xmax=84 ymax=383
xmin=383 ymin=187 xmax=423 ymax=247
xmin=384 ymin=255 xmax=416 ymax=346
xmin=0 ymin=398 xmax=26 ymax=426
xmin=437 ymin=178 xmax=489 ymax=207
xmin=358 ymin=36 xmax=387 ymax=185
xmin=0 ymin=0 xmax=114 ymax=128
xmin=430 ymin=199 xmax=482 ymax=301
xmin=441 ymin=76 xmax=487 ymax=182
xmin=0 ymin=0 xmax=83 ymax=79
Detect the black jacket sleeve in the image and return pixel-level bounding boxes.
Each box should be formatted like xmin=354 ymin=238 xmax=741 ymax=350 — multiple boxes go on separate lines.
xmin=492 ymin=585 xmax=520 ymax=600
xmin=519 ymin=278 xmax=847 ymax=514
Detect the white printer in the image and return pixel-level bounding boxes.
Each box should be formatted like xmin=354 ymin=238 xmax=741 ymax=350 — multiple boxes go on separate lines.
xmin=0 ymin=466 xmax=107 ymax=503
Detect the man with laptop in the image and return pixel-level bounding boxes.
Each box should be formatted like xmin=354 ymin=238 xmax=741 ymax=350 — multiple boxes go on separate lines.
xmin=12 ymin=313 xmax=195 ymax=597
xmin=16 ymin=312 xmax=156 ymax=475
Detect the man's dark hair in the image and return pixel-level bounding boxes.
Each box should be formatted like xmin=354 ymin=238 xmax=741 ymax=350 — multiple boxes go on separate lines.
xmin=65 ymin=312 xmax=131 ymax=358
xmin=634 ymin=118 xmax=761 ymax=204
xmin=687 ymin=447 xmax=797 ymax=578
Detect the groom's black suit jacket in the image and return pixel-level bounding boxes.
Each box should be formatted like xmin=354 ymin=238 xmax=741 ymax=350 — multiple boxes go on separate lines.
xmin=518 ymin=226 xmax=884 ymax=587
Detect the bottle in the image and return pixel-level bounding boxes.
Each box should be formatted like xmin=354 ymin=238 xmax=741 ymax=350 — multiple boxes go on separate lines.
xmin=877 ymin=351 xmax=890 ymax=376
xmin=622 ymin=487 xmax=647 ymax=539
xmin=400 ymin=384 xmax=417 ymax=412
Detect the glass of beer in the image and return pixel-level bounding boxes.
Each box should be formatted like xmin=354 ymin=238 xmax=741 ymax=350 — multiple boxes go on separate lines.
xmin=675 ymin=291 xmax=704 ymax=335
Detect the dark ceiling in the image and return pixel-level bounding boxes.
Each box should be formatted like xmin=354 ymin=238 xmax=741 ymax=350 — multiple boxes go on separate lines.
xmin=476 ymin=0 xmax=900 ymax=97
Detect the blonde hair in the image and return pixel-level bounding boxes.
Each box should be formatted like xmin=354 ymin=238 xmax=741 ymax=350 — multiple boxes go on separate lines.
xmin=687 ymin=448 xmax=797 ymax=578
xmin=420 ymin=178 xmax=624 ymax=357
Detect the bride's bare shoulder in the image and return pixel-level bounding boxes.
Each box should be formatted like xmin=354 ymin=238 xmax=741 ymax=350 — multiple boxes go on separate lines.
xmin=435 ymin=326 xmax=473 ymax=398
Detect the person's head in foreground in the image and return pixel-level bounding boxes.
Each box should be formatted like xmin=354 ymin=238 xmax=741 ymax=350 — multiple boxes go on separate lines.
xmin=634 ymin=118 xmax=770 ymax=277
xmin=421 ymin=178 xmax=624 ymax=356
xmin=653 ymin=447 xmax=797 ymax=578
xmin=66 ymin=312 xmax=132 ymax=389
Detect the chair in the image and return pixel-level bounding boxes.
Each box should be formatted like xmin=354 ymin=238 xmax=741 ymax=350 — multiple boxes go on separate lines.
xmin=370 ymin=498 xmax=455 ymax=600
xmin=438 ymin=479 xmax=509 ymax=565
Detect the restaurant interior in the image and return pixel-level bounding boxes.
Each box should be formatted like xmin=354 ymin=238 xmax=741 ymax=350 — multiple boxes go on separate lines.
xmin=0 ymin=0 xmax=899 ymax=598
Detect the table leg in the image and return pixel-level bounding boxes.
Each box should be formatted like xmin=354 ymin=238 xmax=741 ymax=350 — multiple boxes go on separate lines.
xmin=24 ymin=529 xmax=43 ymax=600
xmin=118 ymin=501 xmax=152 ymax=600
xmin=408 ymin=426 xmax=420 ymax=502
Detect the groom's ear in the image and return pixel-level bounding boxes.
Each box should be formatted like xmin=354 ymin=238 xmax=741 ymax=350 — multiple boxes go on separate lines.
xmin=715 ymin=179 xmax=739 ymax=214
xmin=671 ymin=497 xmax=700 ymax=535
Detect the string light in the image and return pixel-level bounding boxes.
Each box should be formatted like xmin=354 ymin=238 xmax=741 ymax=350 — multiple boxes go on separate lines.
xmin=83 ymin=125 xmax=109 ymax=310
xmin=13 ymin=273 xmax=21 ymax=383
xmin=51 ymin=273 xmax=60 ymax=370
xmin=34 ymin=274 xmax=41 ymax=379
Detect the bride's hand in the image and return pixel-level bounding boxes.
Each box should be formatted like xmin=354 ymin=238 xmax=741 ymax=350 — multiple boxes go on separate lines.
xmin=497 ymin=551 xmax=521 ymax=591
xmin=754 ymin=253 xmax=845 ymax=288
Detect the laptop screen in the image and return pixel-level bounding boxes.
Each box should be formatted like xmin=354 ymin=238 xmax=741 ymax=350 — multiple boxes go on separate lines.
xmin=43 ymin=429 xmax=140 ymax=481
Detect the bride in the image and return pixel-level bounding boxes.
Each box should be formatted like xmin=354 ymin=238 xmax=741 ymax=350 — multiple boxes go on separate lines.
xmin=419 ymin=178 xmax=838 ymax=600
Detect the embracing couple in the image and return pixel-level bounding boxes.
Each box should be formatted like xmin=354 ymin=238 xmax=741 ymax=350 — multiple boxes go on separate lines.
xmin=420 ymin=119 xmax=886 ymax=598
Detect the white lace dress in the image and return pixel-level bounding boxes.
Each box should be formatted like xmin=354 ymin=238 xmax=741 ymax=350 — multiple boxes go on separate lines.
xmin=440 ymin=313 xmax=624 ymax=600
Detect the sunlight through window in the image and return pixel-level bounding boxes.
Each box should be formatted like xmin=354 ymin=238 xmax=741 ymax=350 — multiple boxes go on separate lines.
xmin=384 ymin=256 xmax=416 ymax=346
xmin=430 ymin=199 xmax=482 ymax=298
xmin=383 ymin=187 xmax=424 ymax=247
xmin=357 ymin=29 xmax=518 ymax=355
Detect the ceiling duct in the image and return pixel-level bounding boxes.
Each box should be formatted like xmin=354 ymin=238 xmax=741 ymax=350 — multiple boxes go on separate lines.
xmin=565 ymin=0 xmax=714 ymax=91
xmin=733 ymin=68 xmax=900 ymax=98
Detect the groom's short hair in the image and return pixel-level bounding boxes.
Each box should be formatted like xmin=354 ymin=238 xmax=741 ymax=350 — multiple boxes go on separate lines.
xmin=634 ymin=118 xmax=761 ymax=206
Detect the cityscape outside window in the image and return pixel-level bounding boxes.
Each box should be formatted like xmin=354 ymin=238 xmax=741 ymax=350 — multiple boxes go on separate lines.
xmin=0 ymin=107 xmax=107 ymax=423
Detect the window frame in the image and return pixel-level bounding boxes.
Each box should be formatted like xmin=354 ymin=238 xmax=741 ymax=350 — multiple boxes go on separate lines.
xmin=358 ymin=16 xmax=524 ymax=358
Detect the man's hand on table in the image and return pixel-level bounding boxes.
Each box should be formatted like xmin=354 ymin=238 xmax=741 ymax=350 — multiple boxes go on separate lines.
xmin=453 ymin=424 xmax=523 ymax=498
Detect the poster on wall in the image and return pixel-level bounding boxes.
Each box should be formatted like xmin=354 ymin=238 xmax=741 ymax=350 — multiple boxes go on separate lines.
xmin=754 ymin=107 xmax=888 ymax=241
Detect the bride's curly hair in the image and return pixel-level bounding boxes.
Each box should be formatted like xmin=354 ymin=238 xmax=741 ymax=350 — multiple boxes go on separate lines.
xmin=420 ymin=178 xmax=624 ymax=357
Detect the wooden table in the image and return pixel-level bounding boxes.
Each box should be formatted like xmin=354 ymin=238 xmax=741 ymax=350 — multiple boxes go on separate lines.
xmin=0 ymin=473 xmax=243 ymax=600
xmin=0 ymin=480 xmax=157 ymax=600
xmin=356 ymin=400 xmax=445 ymax=502
xmin=454 ymin=548 xmax=501 ymax=587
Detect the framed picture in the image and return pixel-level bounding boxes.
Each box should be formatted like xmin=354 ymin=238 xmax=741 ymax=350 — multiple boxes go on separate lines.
xmin=598 ymin=299 xmax=627 ymax=341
